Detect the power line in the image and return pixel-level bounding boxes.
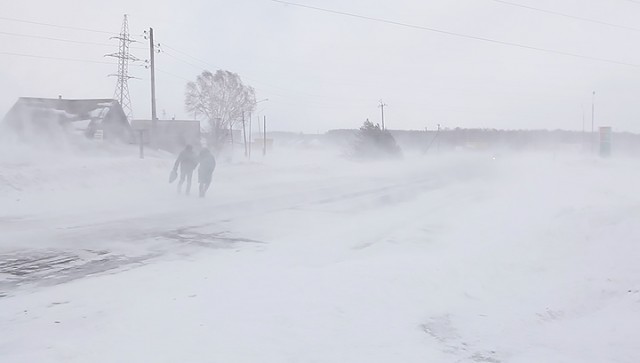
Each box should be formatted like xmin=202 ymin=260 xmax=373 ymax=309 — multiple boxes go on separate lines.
xmin=269 ymin=0 xmax=640 ymax=68
xmin=161 ymin=48 xmax=299 ymax=92
xmin=162 ymin=49 xmax=205 ymax=71
xmin=0 ymin=51 xmax=117 ymax=65
xmin=161 ymin=43 xmax=213 ymax=70
xmin=161 ymin=41 xmax=375 ymax=101
xmin=160 ymin=39 xmax=529 ymax=105
xmin=162 ymin=42 xmax=316 ymax=95
xmin=490 ymin=0 xmax=640 ymax=32
xmin=0 ymin=16 xmax=118 ymax=35
xmin=0 ymin=30 xmax=116 ymax=47
xmin=0 ymin=29 xmax=147 ymax=50
xmin=156 ymin=68 xmax=192 ymax=82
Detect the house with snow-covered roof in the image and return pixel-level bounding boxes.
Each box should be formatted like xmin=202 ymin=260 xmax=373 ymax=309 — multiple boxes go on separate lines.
xmin=1 ymin=97 xmax=133 ymax=142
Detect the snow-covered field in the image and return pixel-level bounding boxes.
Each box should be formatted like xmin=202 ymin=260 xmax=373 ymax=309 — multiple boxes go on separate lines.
xmin=1 ymin=141 xmax=639 ymax=363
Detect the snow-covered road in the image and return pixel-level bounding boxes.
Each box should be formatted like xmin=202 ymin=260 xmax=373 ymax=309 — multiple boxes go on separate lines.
xmin=1 ymin=147 xmax=639 ymax=362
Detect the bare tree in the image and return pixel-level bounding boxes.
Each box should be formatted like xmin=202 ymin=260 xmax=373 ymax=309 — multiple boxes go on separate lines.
xmin=185 ymin=70 xmax=256 ymax=148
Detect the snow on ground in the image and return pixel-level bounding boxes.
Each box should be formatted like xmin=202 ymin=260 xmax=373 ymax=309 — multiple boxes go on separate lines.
xmin=0 ymin=140 xmax=639 ymax=363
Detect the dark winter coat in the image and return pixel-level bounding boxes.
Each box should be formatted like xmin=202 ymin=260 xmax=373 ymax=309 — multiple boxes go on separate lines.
xmin=174 ymin=148 xmax=198 ymax=173
xmin=198 ymin=150 xmax=216 ymax=184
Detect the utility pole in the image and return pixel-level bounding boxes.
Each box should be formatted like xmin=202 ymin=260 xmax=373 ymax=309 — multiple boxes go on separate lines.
xmin=581 ymin=104 xmax=586 ymax=151
xmin=263 ymin=115 xmax=267 ymax=156
xmin=144 ymin=28 xmax=160 ymax=147
xmin=106 ymin=14 xmax=138 ymax=120
xmin=252 ymin=98 xmax=268 ymax=143
xmin=229 ymin=123 xmax=234 ymax=153
xmin=258 ymin=114 xmax=262 ymax=134
xmin=591 ymin=91 xmax=595 ymax=153
xmin=242 ymin=112 xmax=248 ymax=157
xmin=437 ymin=123 xmax=441 ymax=153
xmin=378 ymin=100 xmax=387 ymax=130
xmin=248 ymin=113 xmax=252 ymax=159
xmin=148 ymin=28 xmax=158 ymax=126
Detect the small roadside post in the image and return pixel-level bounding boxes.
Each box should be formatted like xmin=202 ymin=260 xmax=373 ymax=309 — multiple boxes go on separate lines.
xmin=139 ymin=130 xmax=145 ymax=159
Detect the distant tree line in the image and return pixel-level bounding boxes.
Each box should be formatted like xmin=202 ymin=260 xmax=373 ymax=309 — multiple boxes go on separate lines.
xmin=327 ymin=127 xmax=640 ymax=155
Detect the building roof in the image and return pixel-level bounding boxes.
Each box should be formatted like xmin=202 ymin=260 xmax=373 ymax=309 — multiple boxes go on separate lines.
xmin=4 ymin=97 xmax=128 ymax=124
xmin=2 ymin=97 xmax=133 ymax=141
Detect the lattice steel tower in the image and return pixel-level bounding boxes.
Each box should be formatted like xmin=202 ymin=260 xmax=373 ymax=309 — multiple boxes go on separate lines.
xmin=106 ymin=15 xmax=138 ymax=120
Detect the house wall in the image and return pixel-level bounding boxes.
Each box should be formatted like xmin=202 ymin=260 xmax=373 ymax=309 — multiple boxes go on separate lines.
xmin=131 ymin=120 xmax=201 ymax=153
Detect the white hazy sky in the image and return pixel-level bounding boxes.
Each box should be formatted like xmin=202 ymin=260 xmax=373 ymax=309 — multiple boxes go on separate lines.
xmin=1 ymin=0 xmax=640 ymax=133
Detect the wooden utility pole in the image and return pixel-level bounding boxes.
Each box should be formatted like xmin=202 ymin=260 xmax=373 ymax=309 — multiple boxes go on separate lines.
xmin=248 ymin=113 xmax=252 ymax=159
xmin=149 ymin=28 xmax=158 ymax=145
xmin=258 ymin=114 xmax=262 ymax=134
xmin=242 ymin=112 xmax=248 ymax=157
xmin=591 ymin=91 xmax=595 ymax=153
xmin=379 ymin=100 xmax=387 ymax=130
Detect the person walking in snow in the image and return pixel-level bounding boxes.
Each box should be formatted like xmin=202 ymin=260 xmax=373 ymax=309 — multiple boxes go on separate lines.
xmin=173 ymin=144 xmax=198 ymax=195
xmin=197 ymin=148 xmax=216 ymax=198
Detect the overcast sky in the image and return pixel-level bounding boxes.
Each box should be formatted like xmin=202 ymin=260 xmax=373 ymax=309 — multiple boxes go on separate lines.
xmin=1 ymin=0 xmax=640 ymax=133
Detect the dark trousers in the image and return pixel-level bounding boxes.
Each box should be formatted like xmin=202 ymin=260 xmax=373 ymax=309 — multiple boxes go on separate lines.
xmin=199 ymin=181 xmax=211 ymax=198
xmin=177 ymin=170 xmax=194 ymax=194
